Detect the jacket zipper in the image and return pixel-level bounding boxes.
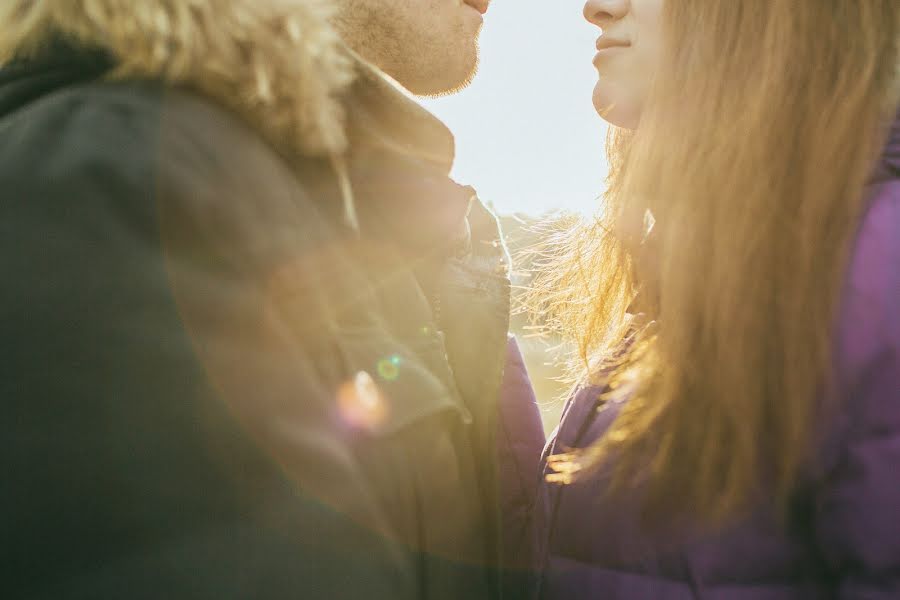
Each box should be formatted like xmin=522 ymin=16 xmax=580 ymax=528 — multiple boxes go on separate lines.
xmin=431 ymin=286 xmax=464 ymax=389
xmin=431 ymin=288 xmax=443 ymax=333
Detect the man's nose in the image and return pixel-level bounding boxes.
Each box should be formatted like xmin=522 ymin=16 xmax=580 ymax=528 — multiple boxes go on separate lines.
xmin=583 ymin=0 xmax=629 ymax=27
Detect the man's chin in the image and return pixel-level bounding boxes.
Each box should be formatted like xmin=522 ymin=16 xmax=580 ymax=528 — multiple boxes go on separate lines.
xmin=405 ymin=52 xmax=480 ymax=97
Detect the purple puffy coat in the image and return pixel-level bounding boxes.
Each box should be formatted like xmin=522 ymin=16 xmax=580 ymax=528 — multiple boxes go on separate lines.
xmin=500 ymin=116 xmax=900 ymax=600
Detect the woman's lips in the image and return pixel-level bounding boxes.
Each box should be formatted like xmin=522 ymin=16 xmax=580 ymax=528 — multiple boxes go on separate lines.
xmin=463 ymin=0 xmax=489 ymax=15
xmin=596 ymin=37 xmax=631 ymax=51
xmin=593 ymin=37 xmax=631 ymax=66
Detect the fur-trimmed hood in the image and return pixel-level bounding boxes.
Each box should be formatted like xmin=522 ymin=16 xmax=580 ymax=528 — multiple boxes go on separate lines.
xmin=0 ymin=0 xmax=455 ymax=168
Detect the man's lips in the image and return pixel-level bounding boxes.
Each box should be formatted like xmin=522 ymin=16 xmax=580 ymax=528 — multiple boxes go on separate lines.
xmin=463 ymin=0 xmax=489 ymax=15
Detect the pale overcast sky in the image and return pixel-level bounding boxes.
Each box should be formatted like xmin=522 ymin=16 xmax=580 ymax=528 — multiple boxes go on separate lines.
xmin=421 ymin=0 xmax=609 ymax=216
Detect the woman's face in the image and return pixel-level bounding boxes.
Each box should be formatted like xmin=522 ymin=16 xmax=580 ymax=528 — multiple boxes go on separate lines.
xmin=584 ymin=0 xmax=664 ymax=129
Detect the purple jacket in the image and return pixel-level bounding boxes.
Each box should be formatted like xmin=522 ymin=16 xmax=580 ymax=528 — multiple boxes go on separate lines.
xmin=500 ymin=116 xmax=900 ymax=600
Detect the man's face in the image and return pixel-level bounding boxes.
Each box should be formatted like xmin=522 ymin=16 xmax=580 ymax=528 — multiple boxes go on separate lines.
xmin=332 ymin=0 xmax=489 ymax=96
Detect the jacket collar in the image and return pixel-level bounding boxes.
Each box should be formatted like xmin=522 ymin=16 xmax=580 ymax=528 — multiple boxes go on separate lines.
xmin=344 ymin=50 xmax=456 ymax=177
xmin=0 ymin=0 xmax=454 ymax=169
xmin=0 ymin=0 xmax=462 ymax=230
xmin=0 ymin=0 xmax=475 ymax=252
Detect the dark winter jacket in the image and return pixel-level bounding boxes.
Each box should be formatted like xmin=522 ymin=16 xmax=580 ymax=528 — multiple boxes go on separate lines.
xmin=0 ymin=3 xmax=516 ymax=598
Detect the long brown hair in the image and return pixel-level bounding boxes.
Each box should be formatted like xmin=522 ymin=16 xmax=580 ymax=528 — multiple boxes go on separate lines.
xmin=531 ymin=1 xmax=899 ymax=526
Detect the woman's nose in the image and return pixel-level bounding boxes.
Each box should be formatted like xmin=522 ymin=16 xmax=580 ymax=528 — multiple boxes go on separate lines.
xmin=583 ymin=0 xmax=629 ymax=27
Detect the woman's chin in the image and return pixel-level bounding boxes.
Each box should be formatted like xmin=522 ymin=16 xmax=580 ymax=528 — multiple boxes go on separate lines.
xmin=592 ymin=82 xmax=640 ymax=130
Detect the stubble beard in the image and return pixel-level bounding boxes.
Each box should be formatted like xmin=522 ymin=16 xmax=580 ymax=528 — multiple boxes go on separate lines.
xmin=331 ymin=0 xmax=480 ymax=96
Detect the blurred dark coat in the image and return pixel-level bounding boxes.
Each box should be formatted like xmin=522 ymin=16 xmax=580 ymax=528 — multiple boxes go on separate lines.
xmin=0 ymin=29 xmax=522 ymax=600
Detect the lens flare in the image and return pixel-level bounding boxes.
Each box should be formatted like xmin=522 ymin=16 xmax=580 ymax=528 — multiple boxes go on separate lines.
xmin=337 ymin=371 xmax=387 ymax=430
xmin=377 ymin=354 xmax=402 ymax=382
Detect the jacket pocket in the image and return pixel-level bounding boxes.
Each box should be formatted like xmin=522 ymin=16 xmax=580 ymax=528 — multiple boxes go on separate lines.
xmin=332 ymin=327 xmax=473 ymax=436
xmin=333 ymin=328 xmax=495 ymax=593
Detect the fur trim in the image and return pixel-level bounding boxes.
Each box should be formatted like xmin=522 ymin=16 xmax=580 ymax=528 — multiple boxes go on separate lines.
xmin=0 ymin=0 xmax=357 ymax=156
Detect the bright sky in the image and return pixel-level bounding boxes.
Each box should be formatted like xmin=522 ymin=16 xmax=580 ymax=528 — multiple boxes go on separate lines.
xmin=421 ymin=0 xmax=609 ymax=216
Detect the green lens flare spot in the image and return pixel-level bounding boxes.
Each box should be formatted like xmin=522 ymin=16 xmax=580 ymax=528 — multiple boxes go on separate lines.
xmin=377 ymin=355 xmax=402 ymax=381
